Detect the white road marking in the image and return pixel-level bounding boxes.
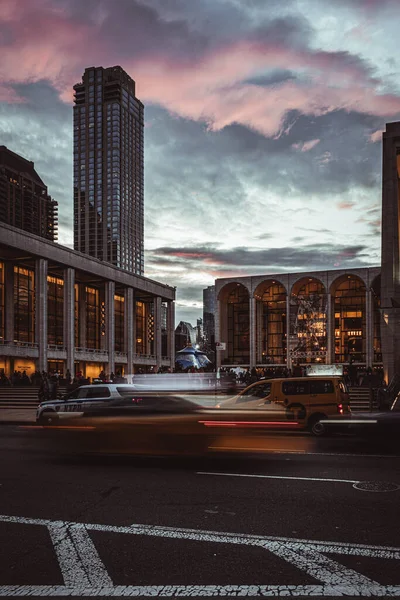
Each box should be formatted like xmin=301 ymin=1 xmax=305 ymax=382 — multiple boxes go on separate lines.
xmin=1 ymin=585 xmax=400 ymax=597
xmin=291 ymin=451 xmax=400 ymax=459
xmin=47 ymin=522 xmax=113 ymax=587
xmin=259 ymin=540 xmax=377 ymax=590
xmin=1 ymin=515 xmax=400 ymax=596
xmin=197 ymin=471 xmax=359 ymax=484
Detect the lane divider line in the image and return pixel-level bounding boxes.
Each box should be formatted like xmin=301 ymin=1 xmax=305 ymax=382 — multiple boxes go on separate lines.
xmin=197 ymin=471 xmax=359 ymax=484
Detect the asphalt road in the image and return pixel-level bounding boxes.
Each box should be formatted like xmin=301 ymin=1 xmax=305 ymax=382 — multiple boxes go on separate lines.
xmin=0 ymin=425 xmax=400 ymax=598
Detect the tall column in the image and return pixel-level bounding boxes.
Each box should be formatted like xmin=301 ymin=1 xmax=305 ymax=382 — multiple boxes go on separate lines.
xmin=286 ymin=295 xmax=291 ymax=370
xmin=249 ymin=296 xmax=256 ymax=369
xmin=167 ymin=300 xmax=175 ymax=370
xmin=78 ymin=283 xmax=86 ymax=349
xmin=326 ymin=293 xmax=333 ymax=365
xmin=63 ymin=268 xmax=75 ymax=376
xmin=4 ymin=262 xmax=14 ymax=343
xmin=105 ymin=281 xmax=115 ymax=375
xmin=256 ymin=300 xmax=263 ymax=364
xmin=366 ymin=289 xmax=373 ymax=368
xmin=381 ymin=123 xmax=400 ymax=382
xmin=35 ymin=258 xmax=48 ymax=373
xmin=154 ymin=296 xmax=162 ymax=370
xmin=216 ymin=299 xmax=222 ymax=372
xmin=125 ymin=288 xmax=134 ymax=378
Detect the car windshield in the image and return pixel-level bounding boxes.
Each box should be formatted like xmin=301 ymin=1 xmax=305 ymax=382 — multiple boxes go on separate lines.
xmin=391 ymin=394 xmax=400 ymax=411
xmin=238 ymin=383 xmax=271 ymax=400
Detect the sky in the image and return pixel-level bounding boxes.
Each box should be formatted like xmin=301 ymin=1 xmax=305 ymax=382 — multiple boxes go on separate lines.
xmin=1 ymin=0 xmax=400 ymax=325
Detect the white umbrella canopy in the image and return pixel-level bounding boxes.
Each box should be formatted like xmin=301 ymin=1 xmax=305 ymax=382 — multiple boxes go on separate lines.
xmin=175 ymin=345 xmax=212 ymax=370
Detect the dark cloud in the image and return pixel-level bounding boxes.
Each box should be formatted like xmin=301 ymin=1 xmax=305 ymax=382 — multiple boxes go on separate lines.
xmin=244 ymin=70 xmax=297 ymax=87
xmin=55 ymin=0 xmax=209 ymax=61
xmin=148 ymin=243 xmax=371 ymax=270
xmin=145 ymin=105 xmax=385 ymax=205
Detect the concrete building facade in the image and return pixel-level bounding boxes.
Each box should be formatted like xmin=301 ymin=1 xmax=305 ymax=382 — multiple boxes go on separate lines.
xmin=0 ymin=223 xmax=175 ymax=379
xmin=73 ymin=66 xmax=144 ymax=274
xmin=215 ymin=267 xmax=381 ymax=372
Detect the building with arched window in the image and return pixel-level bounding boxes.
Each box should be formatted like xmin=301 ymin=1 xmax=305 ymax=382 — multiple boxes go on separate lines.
xmin=213 ymin=121 xmax=400 ymax=383
xmin=215 ymin=267 xmax=381 ymax=372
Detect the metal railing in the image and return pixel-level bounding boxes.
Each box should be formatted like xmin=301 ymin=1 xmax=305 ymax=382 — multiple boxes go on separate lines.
xmin=75 ymin=347 xmax=108 ymax=356
xmin=0 ymin=340 xmax=38 ymax=348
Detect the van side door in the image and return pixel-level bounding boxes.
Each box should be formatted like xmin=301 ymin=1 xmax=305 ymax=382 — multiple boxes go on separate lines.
xmin=281 ymin=380 xmax=310 ymax=423
xmin=309 ymin=379 xmax=336 ymax=415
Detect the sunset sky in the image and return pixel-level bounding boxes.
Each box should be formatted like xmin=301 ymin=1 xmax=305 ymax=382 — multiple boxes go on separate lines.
xmin=1 ymin=0 xmax=399 ymax=324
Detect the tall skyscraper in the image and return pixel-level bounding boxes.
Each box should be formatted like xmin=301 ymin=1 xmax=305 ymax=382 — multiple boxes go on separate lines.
xmin=0 ymin=146 xmax=58 ymax=241
xmin=73 ymin=66 xmax=144 ymax=274
xmin=203 ymin=285 xmax=215 ymax=345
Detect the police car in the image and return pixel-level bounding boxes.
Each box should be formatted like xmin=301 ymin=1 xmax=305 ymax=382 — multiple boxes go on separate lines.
xmin=36 ymin=384 xmax=139 ymax=425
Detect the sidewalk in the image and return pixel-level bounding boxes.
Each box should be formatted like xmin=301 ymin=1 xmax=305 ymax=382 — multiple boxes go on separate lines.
xmin=0 ymin=409 xmax=36 ymax=425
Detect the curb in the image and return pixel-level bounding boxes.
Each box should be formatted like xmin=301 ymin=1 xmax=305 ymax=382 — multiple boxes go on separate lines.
xmin=0 ymin=420 xmax=36 ymax=426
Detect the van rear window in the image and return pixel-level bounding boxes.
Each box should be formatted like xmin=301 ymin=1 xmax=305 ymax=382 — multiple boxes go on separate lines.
xmin=282 ymin=381 xmax=310 ymax=395
xmin=310 ymin=380 xmax=334 ymax=394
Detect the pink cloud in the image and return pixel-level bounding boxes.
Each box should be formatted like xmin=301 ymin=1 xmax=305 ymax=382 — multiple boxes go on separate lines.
xmin=131 ymin=53 xmax=400 ymax=138
xmin=370 ymin=218 xmax=381 ymax=227
xmin=0 ymin=0 xmax=106 ymax=100
xmin=292 ymin=139 xmax=320 ymax=152
xmin=369 ymin=129 xmax=384 ymax=143
xmin=337 ymin=201 xmax=355 ymax=210
xmin=317 ymin=151 xmax=332 ymax=165
xmin=1 ymin=1 xmax=400 ymax=141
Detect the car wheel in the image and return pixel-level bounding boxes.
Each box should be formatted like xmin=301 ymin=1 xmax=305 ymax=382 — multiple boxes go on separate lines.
xmin=309 ymin=414 xmax=327 ymax=436
xmin=38 ymin=411 xmax=58 ymax=426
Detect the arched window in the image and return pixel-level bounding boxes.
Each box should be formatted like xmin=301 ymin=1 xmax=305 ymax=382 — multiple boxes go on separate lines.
xmin=333 ymin=276 xmax=366 ymax=363
xmin=371 ymin=276 xmax=382 ymax=364
xmin=290 ymin=279 xmax=327 ymax=364
xmin=227 ymin=285 xmax=249 ymax=364
xmin=256 ymin=282 xmax=287 ymax=364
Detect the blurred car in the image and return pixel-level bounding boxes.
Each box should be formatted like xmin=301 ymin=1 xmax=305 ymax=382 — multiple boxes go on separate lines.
xmin=320 ymin=392 xmax=400 ymax=440
xmin=36 ymin=383 xmax=143 ymax=425
xmin=216 ymin=377 xmax=350 ymax=435
xmin=36 ymin=398 xmax=318 ymax=457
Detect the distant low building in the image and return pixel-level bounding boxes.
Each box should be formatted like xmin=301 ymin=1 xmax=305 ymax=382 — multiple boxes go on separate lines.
xmin=175 ymin=321 xmax=197 ymax=352
xmin=196 ymin=318 xmax=204 ymax=347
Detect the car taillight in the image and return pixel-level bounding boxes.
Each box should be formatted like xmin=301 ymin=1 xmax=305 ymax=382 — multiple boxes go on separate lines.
xmin=337 ymin=403 xmax=344 ymax=415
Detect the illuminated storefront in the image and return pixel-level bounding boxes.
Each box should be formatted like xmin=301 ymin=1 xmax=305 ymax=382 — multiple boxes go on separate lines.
xmin=114 ymin=294 xmax=125 ymax=353
xmin=290 ymin=278 xmax=327 ymax=365
xmin=0 ymin=262 xmax=4 ymax=343
xmin=47 ymin=276 xmax=64 ymax=346
xmin=14 ymin=267 xmax=35 ymax=343
xmin=255 ymin=281 xmax=286 ymax=364
xmin=332 ymin=275 xmax=366 ymax=364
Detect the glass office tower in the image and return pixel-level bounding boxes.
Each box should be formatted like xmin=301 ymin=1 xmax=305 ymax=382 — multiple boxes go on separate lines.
xmin=73 ymin=66 xmax=144 ymax=274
